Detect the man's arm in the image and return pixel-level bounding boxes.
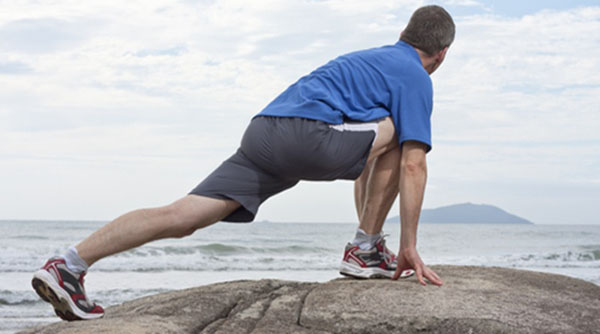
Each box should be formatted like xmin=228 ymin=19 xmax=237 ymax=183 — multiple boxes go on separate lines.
xmin=391 ymin=140 xmax=442 ymax=286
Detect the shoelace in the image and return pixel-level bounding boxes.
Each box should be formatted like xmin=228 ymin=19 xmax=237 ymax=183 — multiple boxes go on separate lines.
xmin=78 ymin=272 xmax=95 ymax=306
xmin=379 ymin=234 xmax=396 ymax=265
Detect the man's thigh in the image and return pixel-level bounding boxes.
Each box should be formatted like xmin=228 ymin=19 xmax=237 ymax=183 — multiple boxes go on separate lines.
xmin=172 ymin=195 xmax=241 ymax=226
xmin=367 ymin=117 xmax=398 ymax=162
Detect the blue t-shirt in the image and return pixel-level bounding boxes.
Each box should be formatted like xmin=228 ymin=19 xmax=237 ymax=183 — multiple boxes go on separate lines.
xmin=256 ymin=40 xmax=433 ymax=152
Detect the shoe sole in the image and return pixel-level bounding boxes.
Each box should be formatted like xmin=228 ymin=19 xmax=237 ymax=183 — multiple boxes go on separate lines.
xmin=339 ymin=261 xmax=416 ymax=279
xmin=339 ymin=261 xmax=394 ymax=279
xmin=32 ymin=270 xmax=104 ymax=321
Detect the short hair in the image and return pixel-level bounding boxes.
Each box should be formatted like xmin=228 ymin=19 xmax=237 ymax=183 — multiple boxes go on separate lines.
xmin=400 ymin=5 xmax=455 ymax=56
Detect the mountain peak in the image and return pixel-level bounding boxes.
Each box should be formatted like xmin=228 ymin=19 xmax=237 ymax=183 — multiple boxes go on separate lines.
xmin=386 ymin=203 xmax=532 ymax=224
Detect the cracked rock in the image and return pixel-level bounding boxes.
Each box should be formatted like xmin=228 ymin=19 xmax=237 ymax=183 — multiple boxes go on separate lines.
xmin=20 ymin=266 xmax=600 ymax=334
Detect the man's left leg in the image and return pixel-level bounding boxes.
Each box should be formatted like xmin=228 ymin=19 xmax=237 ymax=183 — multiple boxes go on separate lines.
xmin=340 ymin=117 xmax=406 ymax=278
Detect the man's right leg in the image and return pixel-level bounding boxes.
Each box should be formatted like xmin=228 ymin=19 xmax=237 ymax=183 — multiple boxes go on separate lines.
xmin=355 ymin=149 xmax=400 ymax=236
xmin=32 ymin=195 xmax=239 ymax=321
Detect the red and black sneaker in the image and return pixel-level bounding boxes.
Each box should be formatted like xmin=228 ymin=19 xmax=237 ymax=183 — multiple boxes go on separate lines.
xmin=340 ymin=235 xmax=414 ymax=279
xmin=32 ymin=257 xmax=104 ymax=321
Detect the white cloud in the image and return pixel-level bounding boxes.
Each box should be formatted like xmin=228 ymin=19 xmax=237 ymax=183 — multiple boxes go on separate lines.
xmin=441 ymin=0 xmax=483 ymax=7
xmin=0 ymin=17 xmax=100 ymax=53
xmin=0 ymin=61 xmax=32 ymax=74
xmin=0 ymin=1 xmax=598 ymax=224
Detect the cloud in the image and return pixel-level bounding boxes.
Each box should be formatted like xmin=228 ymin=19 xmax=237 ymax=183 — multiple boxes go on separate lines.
xmin=435 ymin=7 xmax=600 ymax=143
xmin=0 ymin=1 xmax=598 ymax=223
xmin=0 ymin=18 xmax=97 ymax=53
xmin=0 ymin=61 xmax=33 ymax=74
xmin=441 ymin=0 xmax=482 ymax=7
xmin=134 ymin=46 xmax=188 ymax=57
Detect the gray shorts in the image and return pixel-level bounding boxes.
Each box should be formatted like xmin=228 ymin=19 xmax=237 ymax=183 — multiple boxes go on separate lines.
xmin=189 ymin=116 xmax=378 ymax=222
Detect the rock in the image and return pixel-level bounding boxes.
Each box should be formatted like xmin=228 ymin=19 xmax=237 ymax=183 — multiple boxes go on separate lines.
xmin=19 ymin=266 xmax=600 ymax=334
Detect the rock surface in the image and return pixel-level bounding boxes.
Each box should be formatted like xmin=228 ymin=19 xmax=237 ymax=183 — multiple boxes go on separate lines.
xmin=20 ymin=266 xmax=600 ymax=334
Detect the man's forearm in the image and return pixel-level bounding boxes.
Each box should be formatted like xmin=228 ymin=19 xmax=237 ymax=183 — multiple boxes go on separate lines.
xmin=394 ymin=144 xmax=441 ymax=286
xmin=399 ymin=152 xmax=427 ymax=250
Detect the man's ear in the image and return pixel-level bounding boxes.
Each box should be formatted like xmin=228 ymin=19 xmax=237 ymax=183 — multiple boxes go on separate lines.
xmin=436 ymin=47 xmax=449 ymax=64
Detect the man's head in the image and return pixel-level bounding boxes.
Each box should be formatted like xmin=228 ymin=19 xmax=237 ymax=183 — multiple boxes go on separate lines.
xmin=400 ymin=5 xmax=455 ymax=74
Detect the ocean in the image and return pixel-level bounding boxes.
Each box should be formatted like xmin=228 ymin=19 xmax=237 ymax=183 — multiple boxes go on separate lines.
xmin=1 ymin=220 xmax=599 ymax=333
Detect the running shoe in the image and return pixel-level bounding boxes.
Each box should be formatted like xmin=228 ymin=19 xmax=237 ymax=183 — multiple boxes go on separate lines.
xmin=32 ymin=257 xmax=104 ymax=321
xmin=340 ymin=235 xmax=414 ymax=279
xmin=375 ymin=235 xmax=398 ymax=269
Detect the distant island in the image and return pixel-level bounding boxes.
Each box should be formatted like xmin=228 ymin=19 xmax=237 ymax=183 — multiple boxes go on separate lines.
xmin=386 ymin=203 xmax=533 ymax=224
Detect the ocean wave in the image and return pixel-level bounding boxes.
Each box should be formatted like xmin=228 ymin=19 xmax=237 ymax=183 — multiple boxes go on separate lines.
xmin=430 ymin=248 xmax=600 ymax=270
xmin=116 ymin=243 xmax=333 ymax=257
xmin=0 ymin=298 xmax=40 ymax=306
xmin=0 ymin=288 xmax=170 ymax=308
xmin=4 ymin=247 xmax=599 ymax=274
xmin=516 ymin=249 xmax=600 ymax=264
xmin=9 ymin=235 xmax=50 ymax=240
xmin=0 ymin=291 xmax=41 ymax=306
xmin=0 ymin=256 xmax=339 ymax=273
xmin=92 ymin=266 xmax=335 ymax=273
xmin=0 ymin=241 xmax=338 ymax=273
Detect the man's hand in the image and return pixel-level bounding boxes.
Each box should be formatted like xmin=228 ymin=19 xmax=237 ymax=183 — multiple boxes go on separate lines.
xmin=392 ymin=247 xmax=443 ymax=286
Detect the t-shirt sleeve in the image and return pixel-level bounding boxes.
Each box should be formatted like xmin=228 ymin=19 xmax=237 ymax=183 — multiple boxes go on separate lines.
xmin=393 ymin=70 xmax=433 ymax=153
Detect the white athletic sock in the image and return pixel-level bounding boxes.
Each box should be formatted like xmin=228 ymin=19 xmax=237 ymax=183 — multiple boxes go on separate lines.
xmin=351 ymin=228 xmax=381 ymax=250
xmin=62 ymin=246 xmax=89 ymax=274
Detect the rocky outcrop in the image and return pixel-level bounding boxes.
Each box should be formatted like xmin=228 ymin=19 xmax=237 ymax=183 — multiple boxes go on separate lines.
xmin=20 ymin=266 xmax=600 ymax=334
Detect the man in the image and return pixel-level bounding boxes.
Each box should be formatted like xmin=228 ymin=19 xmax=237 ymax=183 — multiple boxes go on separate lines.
xmin=32 ymin=5 xmax=455 ymax=321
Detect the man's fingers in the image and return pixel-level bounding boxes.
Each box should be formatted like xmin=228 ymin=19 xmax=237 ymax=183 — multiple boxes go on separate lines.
xmin=429 ymin=268 xmax=442 ymax=282
xmin=415 ymin=265 xmax=426 ymax=286
xmin=424 ymin=267 xmax=443 ymax=286
xmin=430 ymin=269 xmax=442 ymax=282
xmin=391 ymin=251 xmax=439 ymax=286
xmin=393 ymin=265 xmax=442 ymax=286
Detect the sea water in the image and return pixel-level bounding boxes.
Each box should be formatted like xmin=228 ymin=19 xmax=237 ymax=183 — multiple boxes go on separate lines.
xmin=1 ymin=220 xmax=599 ymax=333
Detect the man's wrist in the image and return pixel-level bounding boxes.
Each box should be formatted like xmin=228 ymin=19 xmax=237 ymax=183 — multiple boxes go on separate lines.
xmin=399 ymin=242 xmax=417 ymax=251
xmin=400 ymin=233 xmax=417 ymax=249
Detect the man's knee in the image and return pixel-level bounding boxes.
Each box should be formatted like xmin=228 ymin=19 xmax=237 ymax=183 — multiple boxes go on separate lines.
xmin=163 ymin=195 xmax=239 ymax=238
xmin=155 ymin=200 xmax=200 ymax=239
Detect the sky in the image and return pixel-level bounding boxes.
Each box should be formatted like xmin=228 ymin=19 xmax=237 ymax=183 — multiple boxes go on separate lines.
xmin=1 ymin=0 xmax=598 ymax=224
